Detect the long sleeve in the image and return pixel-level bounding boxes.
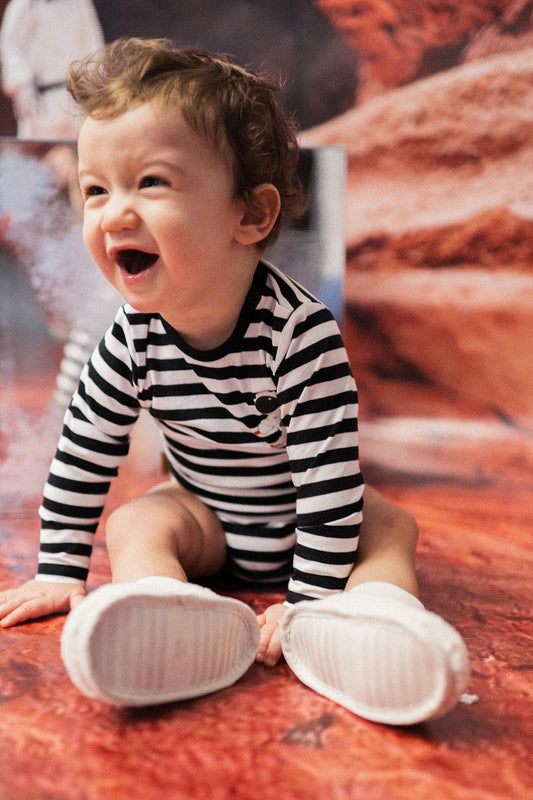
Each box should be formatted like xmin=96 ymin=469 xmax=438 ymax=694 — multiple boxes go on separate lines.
xmin=275 ymin=304 xmax=363 ymax=603
xmin=37 ymin=314 xmax=141 ymax=583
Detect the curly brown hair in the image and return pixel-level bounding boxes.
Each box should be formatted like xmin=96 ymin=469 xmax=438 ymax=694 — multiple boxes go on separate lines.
xmin=68 ymin=37 xmax=307 ymax=248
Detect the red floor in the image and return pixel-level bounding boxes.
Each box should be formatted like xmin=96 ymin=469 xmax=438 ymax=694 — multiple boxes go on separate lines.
xmin=1 ymin=339 xmax=532 ymax=799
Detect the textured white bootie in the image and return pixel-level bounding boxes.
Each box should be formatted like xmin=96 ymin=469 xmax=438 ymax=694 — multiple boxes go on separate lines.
xmin=280 ymin=582 xmax=470 ymax=725
xmin=61 ymin=578 xmax=260 ymax=706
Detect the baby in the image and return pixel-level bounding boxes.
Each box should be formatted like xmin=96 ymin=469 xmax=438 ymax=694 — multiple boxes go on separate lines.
xmin=0 ymin=38 xmax=469 ymax=725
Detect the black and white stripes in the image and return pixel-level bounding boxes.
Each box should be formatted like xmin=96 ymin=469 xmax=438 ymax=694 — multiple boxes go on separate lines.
xmin=38 ymin=261 xmax=363 ymax=603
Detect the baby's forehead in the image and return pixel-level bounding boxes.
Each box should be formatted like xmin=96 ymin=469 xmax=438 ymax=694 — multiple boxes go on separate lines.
xmin=77 ymin=101 xmax=235 ymax=175
xmin=82 ymin=98 xmax=226 ymax=149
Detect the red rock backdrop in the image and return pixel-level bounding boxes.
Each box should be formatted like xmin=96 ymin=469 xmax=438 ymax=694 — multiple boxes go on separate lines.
xmin=304 ymin=1 xmax=533 ymax=436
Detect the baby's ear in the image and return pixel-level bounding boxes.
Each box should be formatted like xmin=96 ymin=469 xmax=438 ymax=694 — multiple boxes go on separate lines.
xmin=235 ymin=184 xmax=281 ymax=246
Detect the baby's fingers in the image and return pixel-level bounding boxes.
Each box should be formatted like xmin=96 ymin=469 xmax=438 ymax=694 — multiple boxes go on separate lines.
xmin=0 ymin=582 xmax=85 ymax=628
xmin=70 ymin=593 xmax=85 ymax=611
xmin=0 ymin=598 xmax=44 ymax=628
xmin=257 ymin=623 xmax=282 ymax=667
xmin=256 ymin=603 xmax=287 ymax=666
xmin=0 ymin=590 xmax=45 ymax=627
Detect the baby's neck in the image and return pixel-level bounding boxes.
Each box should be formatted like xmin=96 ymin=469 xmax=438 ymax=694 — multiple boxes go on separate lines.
xmin=178 ymin=317 xmax=240 ymax=351
xmin=165 ymin=258 xmax=260 ymax=351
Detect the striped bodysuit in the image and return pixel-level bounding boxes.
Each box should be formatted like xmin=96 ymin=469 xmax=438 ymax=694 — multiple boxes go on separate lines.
xmin=37 ymin=261 xmax=364 ymax=604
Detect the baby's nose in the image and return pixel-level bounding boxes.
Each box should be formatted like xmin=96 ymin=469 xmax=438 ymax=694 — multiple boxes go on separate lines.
xmin=101 ymin=193 xmax=138 ymax=231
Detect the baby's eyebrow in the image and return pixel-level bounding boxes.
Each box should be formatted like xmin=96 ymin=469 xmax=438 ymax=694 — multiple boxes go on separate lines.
xmin=142 ymin=157 xmax=186 ymax=174
xmin=78 ymin=168 xmax=99 ymax=182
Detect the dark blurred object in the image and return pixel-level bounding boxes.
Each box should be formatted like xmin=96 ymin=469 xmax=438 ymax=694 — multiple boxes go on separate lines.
xmin=91 ymin=0 xmax=359 ymax=130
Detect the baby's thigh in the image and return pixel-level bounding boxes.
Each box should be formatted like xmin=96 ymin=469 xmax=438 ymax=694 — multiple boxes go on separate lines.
xmin=107 ymin=481 xmax=227 ymax=578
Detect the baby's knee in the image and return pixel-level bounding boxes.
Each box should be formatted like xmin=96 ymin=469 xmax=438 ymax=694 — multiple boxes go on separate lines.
xmin=105 ymin=494 xmax=172 ymax=542
xmin=377 ymin=493 xmax=419 ymax=549
xmin=395 ymin=505 xmax=419 ymax=551
xmin=382 ymin=504 xmax=419 ymax=562
xmin=105 ymin=500 xmax=144 ymax=551
xmin=360 ymin=490 xmax=419 ymax=560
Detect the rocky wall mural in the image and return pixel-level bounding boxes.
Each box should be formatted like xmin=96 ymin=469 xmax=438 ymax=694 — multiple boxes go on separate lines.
xmin=302 ymin=43 xmax=533 ymax=425
xmin=304 ymin=3 xmax=533 ymax=441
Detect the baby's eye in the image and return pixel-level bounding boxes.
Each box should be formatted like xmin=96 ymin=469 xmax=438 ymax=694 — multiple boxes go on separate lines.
xmin=140 ymin=175 xmax=167 ymax=188
xmin=83 ymin=185 xmax=106 ymax=198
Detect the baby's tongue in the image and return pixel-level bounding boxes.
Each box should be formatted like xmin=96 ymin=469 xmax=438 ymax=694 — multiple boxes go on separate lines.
xmin=117 ymin=249 xmax=158 ymax=274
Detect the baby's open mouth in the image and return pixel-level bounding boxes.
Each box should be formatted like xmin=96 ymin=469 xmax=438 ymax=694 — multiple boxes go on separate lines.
xmin=116 ymin=249 xmax=158 ymax=275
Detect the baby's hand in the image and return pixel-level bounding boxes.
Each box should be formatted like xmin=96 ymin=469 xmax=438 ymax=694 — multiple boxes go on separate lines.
xmin=0 ymin=579 xmax=86 ymax=628
xmin=256 ymin=602 xmax=288 ymax=667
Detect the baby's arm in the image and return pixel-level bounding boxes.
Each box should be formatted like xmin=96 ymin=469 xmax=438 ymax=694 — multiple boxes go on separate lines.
xmin=256 ymin=602 xmax=288 ymax=666
xmin=0 ymin=580 xmax=86 ymax=628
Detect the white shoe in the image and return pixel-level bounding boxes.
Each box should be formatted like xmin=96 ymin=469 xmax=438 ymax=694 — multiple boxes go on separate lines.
xmin=280 ymin=584 xmax=470 ymax=726
xmin=61 ymin=578 xmax=260 ymax=706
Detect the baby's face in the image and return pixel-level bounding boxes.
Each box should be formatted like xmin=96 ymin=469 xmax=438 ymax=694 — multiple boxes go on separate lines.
xmin=77 ymin=100 xmax=250 ymax=330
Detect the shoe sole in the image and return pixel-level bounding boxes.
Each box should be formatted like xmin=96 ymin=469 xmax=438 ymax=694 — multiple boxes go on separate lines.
xmin=61 ymin=582 xmax=260 ymax=706
xmin=280 ymin=595 xmax=470 ymax=725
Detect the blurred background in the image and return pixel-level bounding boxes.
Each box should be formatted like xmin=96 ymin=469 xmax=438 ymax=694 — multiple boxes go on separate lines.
xmin=2 ymin=0 xmax=533 ymax=487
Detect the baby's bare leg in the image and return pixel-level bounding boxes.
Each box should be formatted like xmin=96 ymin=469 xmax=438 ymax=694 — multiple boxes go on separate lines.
xmin=104 ymin=481 xmax=227 ymax=584
xmin=259 ymin=487 xmax=420 ymax=668
xmin=346 ymin=485 xmax=419 ymax=596
xmin=280 ymin=486 xmax=469 ymax=724
xmin=60 ymin=483 xmax=260 ymax=707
